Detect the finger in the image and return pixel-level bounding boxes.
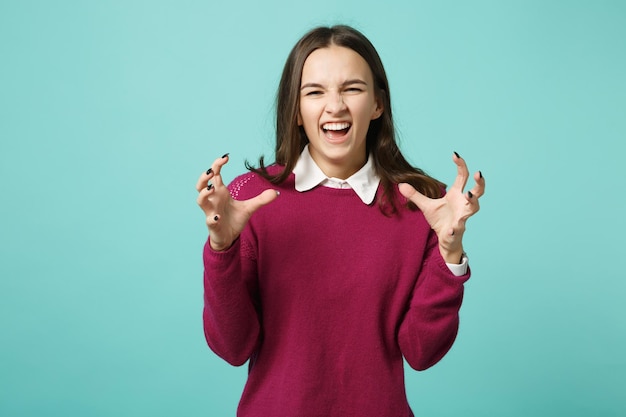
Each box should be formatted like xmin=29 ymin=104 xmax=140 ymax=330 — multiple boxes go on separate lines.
xmin=196 ymin=153 xmax=230 ymax=191
xmin=210 ymin=153 xmax=230 ymax=187
xmin=195 ymin=169 xmax=212 ymax=191
xmin=464 ymin=171 xmax=485 ymax=200
xmin=463 ymin=188 xmax=481 ymax=215
xmin=465 ymin=191 xmax=480 ymax=212
xmin=203 ymin=200 xmax=222 ymax=231
xmin=398 ymin=183 xmax=430 ymax=209
xmin=207 ymin=213 xmax=221 ymax=227
xmin=243 ymin=189 xmax=280 ymax=214
xmin=196 ymin=186 xmax=216 ymax=209
xmin=451 ymin=152 xmax=470 ymax=192
xmin=468 ymin=170 xmax=486 ymax=199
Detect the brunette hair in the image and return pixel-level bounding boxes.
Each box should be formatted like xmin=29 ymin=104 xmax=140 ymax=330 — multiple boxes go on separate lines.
xmin=247 ymin=25 xmax=444 ymax=213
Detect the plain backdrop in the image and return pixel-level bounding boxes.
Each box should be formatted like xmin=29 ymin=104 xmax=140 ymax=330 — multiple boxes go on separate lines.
xmin=1 ymin=1 xmax=625 ymax=416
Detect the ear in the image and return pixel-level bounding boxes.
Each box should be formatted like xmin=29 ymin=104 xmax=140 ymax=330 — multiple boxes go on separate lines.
xmin=371 ymin=97 xmax=384 ymax=120
xmin=297 ymin=112 xmax=303 ymax=126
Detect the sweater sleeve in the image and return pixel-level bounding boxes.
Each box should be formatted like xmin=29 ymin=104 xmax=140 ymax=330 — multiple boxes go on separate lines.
xmin=398 ymin=230 xmax=470 ymax=371
xmin=202 ymin=236 xmax=261 ymax=366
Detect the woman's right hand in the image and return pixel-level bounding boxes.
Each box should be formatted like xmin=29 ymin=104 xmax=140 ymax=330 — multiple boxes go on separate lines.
xmin=196 ymin=154 xmax=280 ymax=251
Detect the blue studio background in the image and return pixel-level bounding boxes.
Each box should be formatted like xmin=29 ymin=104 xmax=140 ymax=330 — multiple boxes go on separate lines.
xmin=1 ymin=1 xmax=625 ymax=416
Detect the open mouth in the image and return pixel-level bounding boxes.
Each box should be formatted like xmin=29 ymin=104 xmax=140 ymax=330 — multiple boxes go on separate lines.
xmin=322 ymin=122 xmax=351 ymax=139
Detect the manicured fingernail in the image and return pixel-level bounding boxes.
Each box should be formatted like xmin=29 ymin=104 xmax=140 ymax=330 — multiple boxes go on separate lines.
xmin=222 ymin=153 xmax=230 ymax=158
xmin=207 ymin=183 xmax=213 ymax=191
xmin=213 ymin=215 xmax=219 ymax=222
xmin=206 ymin=168 xmax=213 ymax=175
xmin=479 ymin=171 xmax=483 ymax=179
xmin=468 ymin=191 xmax=474 ymax=198
xmin=454 ymin=151 xmax=460 ymax=158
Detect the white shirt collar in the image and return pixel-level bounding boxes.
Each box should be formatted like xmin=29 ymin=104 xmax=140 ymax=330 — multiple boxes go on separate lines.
xmin=293 ymin=145 xmax=380 ymax=205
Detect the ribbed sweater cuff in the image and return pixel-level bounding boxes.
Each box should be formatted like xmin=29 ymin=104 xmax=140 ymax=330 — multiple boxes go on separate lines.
xmin=203 ymin=236 xmax=240 ymax=264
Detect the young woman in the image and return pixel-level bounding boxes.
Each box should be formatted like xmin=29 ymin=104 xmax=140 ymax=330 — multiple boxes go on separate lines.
xmin=196 ymin=25 xmax=485 ymax=417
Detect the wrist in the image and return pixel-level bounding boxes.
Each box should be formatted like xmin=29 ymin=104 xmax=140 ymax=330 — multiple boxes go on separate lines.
xmin=440 ymin=247 xmax=465 ymax=264
xmin=209 ymin=237 xmax=233 ymax=252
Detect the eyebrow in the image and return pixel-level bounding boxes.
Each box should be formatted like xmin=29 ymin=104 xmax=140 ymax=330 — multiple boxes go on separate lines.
xmin=300 ymin=79 xmax=368 ymax=90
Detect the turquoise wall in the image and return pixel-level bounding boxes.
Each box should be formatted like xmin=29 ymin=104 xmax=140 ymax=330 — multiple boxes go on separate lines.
xmin=1 ymin=1 xmax=624 ymax=415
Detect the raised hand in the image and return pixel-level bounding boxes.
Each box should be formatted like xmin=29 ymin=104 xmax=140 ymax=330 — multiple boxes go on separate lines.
xmin=398 ymin=152 xmax=485 ymax=264
xmin=196 ymin=154 xmax=279 ymax=251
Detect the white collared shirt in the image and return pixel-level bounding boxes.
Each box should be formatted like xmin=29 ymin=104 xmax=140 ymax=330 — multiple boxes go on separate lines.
xmin=293 ymin=145 xmax=380 ymax=204
xmin=292 ymin=145 xmax=468 ymax=276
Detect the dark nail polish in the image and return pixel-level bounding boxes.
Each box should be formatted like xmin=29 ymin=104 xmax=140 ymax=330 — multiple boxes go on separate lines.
xmin=206 ymin=168 xmax=213 ymax=175
xmin=207 ymin=183 xmax=213 ymax=191
xmin=468 ymin=191 xmax=474 ymax=199
xmin=222 ymin=153 xmax=230 ymax=158
xmin=454 ymin=151 xmax=460 ymax=158
xmin=479 ymin=171 xmax=483 ymax=179
xmin=213 ymin=215 xmax=219 ymax=221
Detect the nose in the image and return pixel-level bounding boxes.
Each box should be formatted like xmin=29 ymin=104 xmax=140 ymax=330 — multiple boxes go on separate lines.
xmin=325 ymin=91 xmax=346 ymax=114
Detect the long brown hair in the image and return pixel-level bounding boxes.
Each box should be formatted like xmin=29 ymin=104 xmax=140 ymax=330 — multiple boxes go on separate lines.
xmin=247 ymin=25 xmax=444 ymax=213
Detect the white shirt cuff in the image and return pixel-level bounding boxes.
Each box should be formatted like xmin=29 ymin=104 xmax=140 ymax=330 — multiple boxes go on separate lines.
xmin=446 ymin=254 xmax=469 ymax=276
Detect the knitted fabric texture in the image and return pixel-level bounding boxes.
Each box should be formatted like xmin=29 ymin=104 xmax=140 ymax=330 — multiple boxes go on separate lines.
xmin=203 ymin=167 xmax=470 ymax=417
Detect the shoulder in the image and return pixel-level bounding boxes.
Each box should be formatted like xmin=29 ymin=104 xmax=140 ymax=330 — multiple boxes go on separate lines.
xmin=228 ymin=165 xmax=289 ymax=201
xmin=383 ymin=184 xmax=433 ymax=228
xmin=228 ymin=172 xmax=260 ymax=201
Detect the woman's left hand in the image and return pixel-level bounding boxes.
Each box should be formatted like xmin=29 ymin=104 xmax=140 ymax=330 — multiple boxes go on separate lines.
xmin=399 ymin=152 xmax=485 ymax=264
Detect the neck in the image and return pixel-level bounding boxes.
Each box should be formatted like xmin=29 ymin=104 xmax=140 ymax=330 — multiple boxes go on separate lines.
xmin=310 ymin=152 xmax=367 ymax=180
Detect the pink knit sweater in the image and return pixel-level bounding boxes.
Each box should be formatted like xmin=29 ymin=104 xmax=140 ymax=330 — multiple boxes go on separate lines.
xmin=203 ymin=168 xmax=470 ymax=417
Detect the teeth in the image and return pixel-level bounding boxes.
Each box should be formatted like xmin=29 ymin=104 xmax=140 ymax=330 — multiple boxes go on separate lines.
xmin=323 ymin=122 xmax=351 ymax=131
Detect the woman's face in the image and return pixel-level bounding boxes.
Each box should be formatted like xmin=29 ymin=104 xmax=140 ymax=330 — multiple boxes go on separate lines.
xmin=298 ymin=45 xmax=383 ymax=179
